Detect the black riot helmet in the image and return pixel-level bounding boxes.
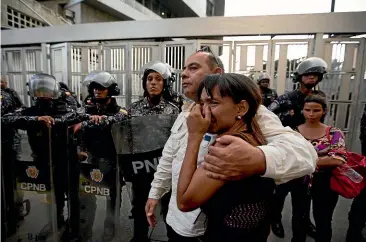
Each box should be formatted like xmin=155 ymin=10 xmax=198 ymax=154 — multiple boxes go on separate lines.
xmin=28 ymin=73 xmax=60 ymax=100
xmin=257 ymin=73 xmax=271 ymax=85
xmin=140 ymin=61 xmax=175 ymax=101
xmin=82 ymin=71 xmax=120 ymax=97
xmin=293 ymin=57 xmax=327 ymax=84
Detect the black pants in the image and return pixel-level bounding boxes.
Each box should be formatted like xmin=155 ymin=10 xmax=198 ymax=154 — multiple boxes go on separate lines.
xmin=54 ymin=163 xmax=69 ymax=226
xmin=130 ymin=173 xmax=170 ymax=241
xmin=311 ymin=172 xmax=339 ymax=242
xmin=166 ymin=225 xmax=204 ymax=242
xmin=271 ymin=176 xmax=311 ymax=242
xmin=347 ymin=188 xmax=366 ymax=241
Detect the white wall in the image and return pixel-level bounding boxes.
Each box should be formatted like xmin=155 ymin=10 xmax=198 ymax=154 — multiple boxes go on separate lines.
xmin=80 ymin=3 xmax=119 ymax=23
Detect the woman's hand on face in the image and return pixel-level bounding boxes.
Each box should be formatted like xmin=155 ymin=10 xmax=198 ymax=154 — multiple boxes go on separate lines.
xmin=187 ymin=104 xmax=211 ymax=137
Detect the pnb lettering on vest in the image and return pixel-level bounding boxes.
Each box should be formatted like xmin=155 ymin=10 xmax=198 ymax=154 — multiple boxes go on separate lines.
xmin=131 ymin=158 xmax=159 ymax=174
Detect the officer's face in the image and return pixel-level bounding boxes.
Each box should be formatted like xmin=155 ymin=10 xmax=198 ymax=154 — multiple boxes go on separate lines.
xmin=182 ymin=52 xmax=221 ymax=101
xmin=301 ymin=74 xmax=319 ymax=88
xmin=260 ymin=79 xmax=269 ymax=88
xmin=303 ymin=102 xmax=325 ymax=123
xmin=146 ymin=72 xmax=164 ymax=97
xmin=1 ymin=79 xmax=7 ymax=89
xmin=94 ymin=87 xmax=108 ymax=99
xmin=200 ymin=86 xmax=248 ymax=134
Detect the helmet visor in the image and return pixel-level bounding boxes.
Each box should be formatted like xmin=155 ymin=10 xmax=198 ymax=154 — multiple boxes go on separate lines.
xmin=29 ymin=74 xmax=60 ymax=99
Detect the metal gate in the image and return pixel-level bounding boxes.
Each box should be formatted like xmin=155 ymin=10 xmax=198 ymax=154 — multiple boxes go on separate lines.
xmin=162 ymin=40 xmax=197 ymax=94
xmin=318 ymin=38 xmax=366 ymax=152
xmin=1 ymin=47 xmax=44 ymax=106
xmin=2 ymin=38 xmax=366 ymax=152
xmin=232 ymin=39 xmax=313 ymax=95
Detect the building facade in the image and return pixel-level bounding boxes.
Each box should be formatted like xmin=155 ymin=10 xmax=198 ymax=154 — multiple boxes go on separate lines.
xmin=1 ymin=0 xmax=225 ymax=29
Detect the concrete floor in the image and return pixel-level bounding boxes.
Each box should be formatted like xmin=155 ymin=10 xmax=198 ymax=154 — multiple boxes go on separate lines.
xmin=5 ymin=134 xmax=364 ymax=242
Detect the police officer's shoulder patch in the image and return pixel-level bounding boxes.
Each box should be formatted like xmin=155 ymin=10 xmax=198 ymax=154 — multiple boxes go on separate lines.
xmin=119 ymin=108 xmax=128 ymax=115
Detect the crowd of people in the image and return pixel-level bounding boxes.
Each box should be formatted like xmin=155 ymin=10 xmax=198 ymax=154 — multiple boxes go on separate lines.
xmin=1 ymin=48 xmax=365 ymax=242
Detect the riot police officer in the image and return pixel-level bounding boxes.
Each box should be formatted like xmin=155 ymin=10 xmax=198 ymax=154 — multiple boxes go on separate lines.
xmin=1 ymin=88 xmax=26 ymax=239
xmin=59 ymin=82 xmax=81 ymax=110
xmin=257 ymin=73 xmax=278 ymax=107
xmin=268 ymin=57 xmax=327 ymax=128
xmin=268 ymin=57 xmax=328 ymax=241
xmin=127 ymin=61 xmax=180 ymax=242
xmin=73 ymin=71 xmax=128 ymax=241
xmin=81 ymin=70 xmax=99 ymax=106
xmin=2 ymin=73 xmax=90 ymax=239
xmin=1 ymin=76 xmax=23 ymax=160
xmin=161 ymin=63 xmax=186 ymax=110
xmin=1 ymin=76 xmax=23 ymax=110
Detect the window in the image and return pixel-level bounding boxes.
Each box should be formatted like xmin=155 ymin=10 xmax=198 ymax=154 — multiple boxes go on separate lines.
xmin=6 ymin=6 xmax=47 ymax=29
xmin=152 ymin=0 xmax=160 ymax=15
xmin=206 ymin=0 xmax=214 ymax=16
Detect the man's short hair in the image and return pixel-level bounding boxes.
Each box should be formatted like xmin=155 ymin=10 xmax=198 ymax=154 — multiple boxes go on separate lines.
xmin=196 ymin=46 xmax=225 ymax=72
xmin=206 ymin=52 xmax=225 ymax=72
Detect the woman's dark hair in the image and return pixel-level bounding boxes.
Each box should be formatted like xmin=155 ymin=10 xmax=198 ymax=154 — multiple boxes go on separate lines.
xmin=304 ymin=94 xmax=327 ymax=123
xmin=197 ymin=73 xmax=266 ymax=145
xmin=142 ymin=69 xmax=173 ymax=102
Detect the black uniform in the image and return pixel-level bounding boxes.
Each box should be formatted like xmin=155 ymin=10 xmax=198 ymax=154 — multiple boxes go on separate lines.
xmin=127 ymin=97 xmax=179 ymax=242
xmin=2 ymin=99 xmax=89 ymax=237
xmin=2 ymin=87 xmax=23 ymax=110
xmin=260 ymin=87 xmax=278 ymax=108
xmin=346 ymin=104 xmax=366 ymax=242
xmin=61 ymin=89 xmax=80 ymax=110
xmin=1 ymin=89 xmax=28 ymax=239
xmin=169 ymin=90 xmax=185 ymax=111
xmin=268 ymin=90 xmax=308 ymax=129
xmin=77 ymin=96 xmax=128 ymax=240
xmin=129 ymin=97 xmax=180 ymax=118
xmin=268 ymin=90 xmax=318 ymax=242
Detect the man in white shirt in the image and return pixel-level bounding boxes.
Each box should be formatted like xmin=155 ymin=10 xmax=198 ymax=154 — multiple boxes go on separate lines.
xmin=145 ymin=50 xmax=317 ymax=241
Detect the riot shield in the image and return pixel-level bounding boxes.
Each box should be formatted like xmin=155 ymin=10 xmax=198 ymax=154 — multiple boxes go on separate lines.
xmin=112 ymin=114 xmax=178 ymax=180
xmin=72 ymin=123 xmax=121 ymax=242
xmin=111 ymin=114 xmax=177 ymax=240
xmin=3 ymin=125 xmax=59 ymax=242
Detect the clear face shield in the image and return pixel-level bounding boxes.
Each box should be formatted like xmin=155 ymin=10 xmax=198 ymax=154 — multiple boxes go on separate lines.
xmin=28 ymin=74 xmax=60 ymax=99
xmin=85 ymin=72 xmax=117 ymax=88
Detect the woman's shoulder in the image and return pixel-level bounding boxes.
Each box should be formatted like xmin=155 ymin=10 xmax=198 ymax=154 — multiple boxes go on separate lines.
xmin=230 ymin=131 xmax=261 ymax=147
xmin=327 ymin=127 xmax=345 ymax=142
xmin=328 ymin=126 xmax=344 ymax=135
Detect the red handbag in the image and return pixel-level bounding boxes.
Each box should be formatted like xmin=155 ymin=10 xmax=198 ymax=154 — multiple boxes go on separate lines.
xmin=326 ymin=127 xmax=366 ymax=198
